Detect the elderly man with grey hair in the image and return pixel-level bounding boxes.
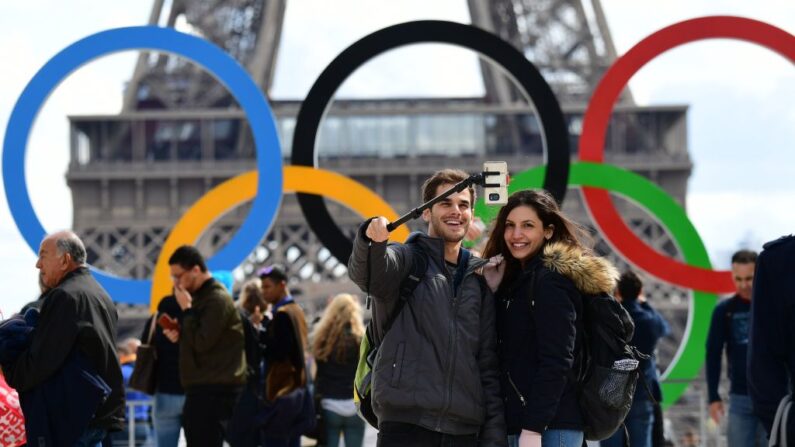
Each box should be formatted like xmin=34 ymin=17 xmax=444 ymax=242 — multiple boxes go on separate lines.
xmin=4 ymin=230 xmax=125 ymax=446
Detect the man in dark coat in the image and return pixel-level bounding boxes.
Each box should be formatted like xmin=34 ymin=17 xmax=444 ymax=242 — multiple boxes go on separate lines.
xmin=748 ymin=235 xmax=795 ymax=445
xmin=168 ymin=245 xmax=246 ymax=447
xmin=5 ymin=230 xmax=125 ymax=446
xmin=348 ymin=169 xmax=505 ymax=447
xmin=706 ymin=250 xmax=765 ymax=446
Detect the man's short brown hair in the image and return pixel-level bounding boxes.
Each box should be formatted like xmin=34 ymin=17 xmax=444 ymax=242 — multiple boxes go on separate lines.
xmin=421 ymin=169 xmax=475 ymax=204
xmin=731 ymin=249 xmax=757 ymax=265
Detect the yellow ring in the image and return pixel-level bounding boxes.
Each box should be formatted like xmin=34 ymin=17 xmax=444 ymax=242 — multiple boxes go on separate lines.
xmin=150 ymin=166 xmax=410 ymax=311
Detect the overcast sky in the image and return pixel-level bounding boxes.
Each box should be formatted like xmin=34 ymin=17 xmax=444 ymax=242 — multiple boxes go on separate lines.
xmin=1 ymin=0 xmax=794 ymax=315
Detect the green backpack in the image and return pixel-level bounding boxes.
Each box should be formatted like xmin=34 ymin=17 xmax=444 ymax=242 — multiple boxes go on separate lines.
xmin=353 ymin=242 xmax=428 ymax=428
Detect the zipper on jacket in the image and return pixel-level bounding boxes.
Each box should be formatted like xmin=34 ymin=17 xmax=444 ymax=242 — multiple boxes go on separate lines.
xmin=506 ymin=372 xmax=527 ymax=407
xmin=437 ymin=263 xmax=476 ymax=430
xmin=437 ymin=293 xmax=458 ymax=430
xmin=439 ymin=267 xmax=477 ymax=429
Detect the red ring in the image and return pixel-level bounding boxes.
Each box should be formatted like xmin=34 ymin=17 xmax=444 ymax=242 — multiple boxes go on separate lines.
xmin=579 ymin=16 xmax=795 ymax=293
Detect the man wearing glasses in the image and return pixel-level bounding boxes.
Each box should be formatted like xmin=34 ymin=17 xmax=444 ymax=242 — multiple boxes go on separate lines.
xmin=168 ymin=245 xmax=247 ymax=447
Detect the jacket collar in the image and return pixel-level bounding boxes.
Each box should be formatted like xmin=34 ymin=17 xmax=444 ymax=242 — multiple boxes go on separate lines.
xmin=52 ymin=266 xmax=90 ymax=289
xmin=272 ymin=295 xmax=295 ymax=313
xmin=406 ymin=231 xmax=485 ymax=271
xmin=195 ymin=277 xmax=217 ymax=296
xmin=623 ymin=299 xmax=644 ymax=311
xmin=539 ymin=242 xmax=619 ymax=295
xmin=59 ymin=266 xmax=89 ymax=284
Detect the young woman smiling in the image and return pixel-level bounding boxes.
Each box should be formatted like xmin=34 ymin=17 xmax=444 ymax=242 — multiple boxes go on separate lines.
xmin=481 ymin=189 xmax=618 ymax=447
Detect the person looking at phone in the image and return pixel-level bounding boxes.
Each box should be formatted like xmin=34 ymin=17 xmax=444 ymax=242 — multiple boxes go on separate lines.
xmin=139 ymin=292 xmax=185 ymax=447
xmin=168 ymin=245 xmax=247 ymax=447
xmin=347 ymin=168 xmax=506 ymax=447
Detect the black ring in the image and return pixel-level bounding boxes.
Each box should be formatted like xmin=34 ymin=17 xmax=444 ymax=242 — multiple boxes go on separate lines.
xmin=291 ymin=20 xmax=570 ymax=263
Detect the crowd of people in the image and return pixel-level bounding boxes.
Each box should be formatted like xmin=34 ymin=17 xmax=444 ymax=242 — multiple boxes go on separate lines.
xmin=0 ymin=168 xmax=792 ymax=447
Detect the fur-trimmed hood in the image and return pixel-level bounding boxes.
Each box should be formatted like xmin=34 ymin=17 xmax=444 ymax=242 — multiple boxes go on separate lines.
xmin=541 ymin=242 xmax=619 ymax=295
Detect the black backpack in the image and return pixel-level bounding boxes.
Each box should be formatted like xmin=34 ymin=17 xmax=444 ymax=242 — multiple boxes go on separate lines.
xmin=578 ymin=291 xmax=649 ymax=441
xmin=522 ymin=270 xmax=645 ymax=441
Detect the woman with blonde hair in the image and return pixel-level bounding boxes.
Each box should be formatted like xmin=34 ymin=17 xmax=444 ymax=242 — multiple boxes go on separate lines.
xmin=311 ymin=293 xmax=366 ymax=447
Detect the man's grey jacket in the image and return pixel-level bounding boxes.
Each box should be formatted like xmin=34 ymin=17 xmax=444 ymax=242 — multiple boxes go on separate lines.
xmin=348 ymin=226 xmax=506 ymax=446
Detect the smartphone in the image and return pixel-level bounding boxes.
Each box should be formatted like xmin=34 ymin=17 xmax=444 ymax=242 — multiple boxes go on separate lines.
xmin=483 ymin=161 xmax=508 ymax=205
xmin=157 ymin=313 xmax=180 ymax=331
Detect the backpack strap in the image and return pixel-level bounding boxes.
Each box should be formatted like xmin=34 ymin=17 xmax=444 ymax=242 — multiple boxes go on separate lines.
xmin=370 ymin=241 xmax=429 ymax=349
xmin=398 ymin=243 xmax=427 ymax=304
xmin=596 ymin=323 xmax=625 ymax=357
xmin=636 ymin=365 xmax=659 ymax=405
xmin=452 ymin=248 xmax=471 ymax=293
xmin=144 ymin=313 xmax=157 ymax=344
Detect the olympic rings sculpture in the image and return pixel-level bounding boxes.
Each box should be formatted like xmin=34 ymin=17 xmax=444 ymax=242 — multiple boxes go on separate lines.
xmin=4 ymin=16 xmax=793 ymax=408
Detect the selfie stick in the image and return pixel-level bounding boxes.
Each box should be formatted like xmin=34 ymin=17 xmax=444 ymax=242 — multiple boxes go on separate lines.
xmin=385 ymin=171 xmax=501 ymax=232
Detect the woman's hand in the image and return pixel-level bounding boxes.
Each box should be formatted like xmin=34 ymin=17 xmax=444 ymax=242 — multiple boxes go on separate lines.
xmin=478 ymin=254 xmax=505 ymax=292
xmin=518 ymin=430 xmax=542 ymax=447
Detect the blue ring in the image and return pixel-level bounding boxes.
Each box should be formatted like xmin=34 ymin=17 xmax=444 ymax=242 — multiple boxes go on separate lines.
xmin=2 ymin=26 xmax=283 ymax=303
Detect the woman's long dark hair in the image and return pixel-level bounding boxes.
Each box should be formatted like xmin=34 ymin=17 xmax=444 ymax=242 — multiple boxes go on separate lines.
xmin=482 ymin=189 xmax=592 ymax=292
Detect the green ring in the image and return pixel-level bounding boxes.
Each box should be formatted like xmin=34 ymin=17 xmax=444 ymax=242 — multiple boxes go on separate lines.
xmin=475 ymin=161 xmax=717 ymax=408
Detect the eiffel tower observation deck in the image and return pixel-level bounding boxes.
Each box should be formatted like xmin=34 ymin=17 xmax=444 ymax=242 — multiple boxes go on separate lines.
xmin=66 ymin=0 xmax=703 ymax=437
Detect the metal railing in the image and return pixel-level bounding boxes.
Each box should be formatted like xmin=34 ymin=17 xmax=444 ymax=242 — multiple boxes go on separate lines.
xmin=120 ymin=399 xmax=155 ymax=447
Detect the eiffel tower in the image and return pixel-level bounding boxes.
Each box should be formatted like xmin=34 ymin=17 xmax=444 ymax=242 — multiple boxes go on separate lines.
xmin=66 ymin=0 xmax=702 ymax=437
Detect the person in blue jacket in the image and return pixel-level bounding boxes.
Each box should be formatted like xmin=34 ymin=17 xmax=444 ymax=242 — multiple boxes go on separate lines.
xmin=602 ymin=270 xmax=670 ymax=447
xmin=706 ymin=250 xmax=765 ymax=447
xmin=748 ymin=235 xmax=795 ymax=445
xmin=110 ymin=342 xmax=153 ymax=446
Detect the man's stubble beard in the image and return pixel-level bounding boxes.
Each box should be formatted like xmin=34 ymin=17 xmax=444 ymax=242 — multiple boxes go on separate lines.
xmin=430 ymin=216 xmax=469 ymax=244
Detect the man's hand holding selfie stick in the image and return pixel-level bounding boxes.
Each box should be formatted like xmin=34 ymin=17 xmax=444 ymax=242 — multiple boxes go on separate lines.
xmin=365 ymin=217 xmax=391 ymax=243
